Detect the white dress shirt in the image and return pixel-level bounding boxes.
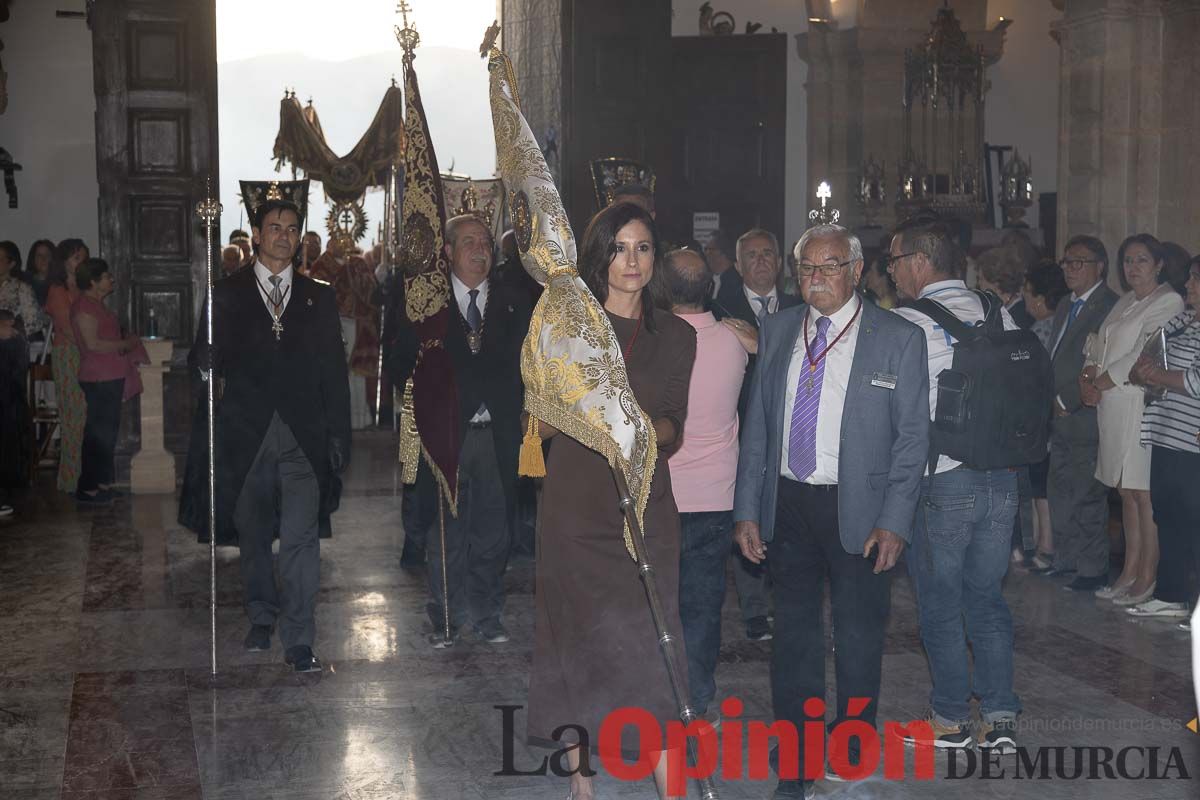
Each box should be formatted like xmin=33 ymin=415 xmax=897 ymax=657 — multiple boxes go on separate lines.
xmin=452 ymin=272 xmax=489 ymax=320
xmin=781 ymin=294 xmax=862 ymax=484
xmin=450 ymin=273 xmax=491 ymax=423
xmin=744 ymin=285 xmax=779 ymax=319
xmin=253 ymin=260 xmax=293 ymax=314
xmin=893 ymin=279 xmax=1018 ymax=474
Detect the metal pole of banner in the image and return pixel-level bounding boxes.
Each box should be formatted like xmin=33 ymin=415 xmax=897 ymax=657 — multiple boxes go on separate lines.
xmin=375 ymin=165 xmax=394 ymax=428
xmin=612 ymin=467 xmax=720 ymax=800
xmin=196 ymin=178 xmax=222 ymax=677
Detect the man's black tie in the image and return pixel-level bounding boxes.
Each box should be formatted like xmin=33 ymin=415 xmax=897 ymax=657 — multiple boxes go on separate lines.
xmin=467 ymin=289 xmax=482 ymax=332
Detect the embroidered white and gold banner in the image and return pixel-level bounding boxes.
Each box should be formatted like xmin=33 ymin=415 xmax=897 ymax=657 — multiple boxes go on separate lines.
xmin=487 ymin=47 xmax=654 ymax=557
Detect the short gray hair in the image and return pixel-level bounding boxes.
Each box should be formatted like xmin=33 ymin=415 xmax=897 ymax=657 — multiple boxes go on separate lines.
xmin=736 ymin=228 xmax=780 ymax=261
xmin=445 ymin=214 xmax=493 ymax=246
xmin=794 ymin=224 xmax=863 ymax=264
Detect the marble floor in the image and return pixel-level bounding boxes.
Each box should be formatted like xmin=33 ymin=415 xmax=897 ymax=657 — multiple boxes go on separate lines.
xmin=1 ymin=431 xmax=1197 ymax=799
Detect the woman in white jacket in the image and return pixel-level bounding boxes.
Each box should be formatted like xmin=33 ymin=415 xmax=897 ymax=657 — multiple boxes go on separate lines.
xmin=1081 ymin=234 xmax=1183 ymax=605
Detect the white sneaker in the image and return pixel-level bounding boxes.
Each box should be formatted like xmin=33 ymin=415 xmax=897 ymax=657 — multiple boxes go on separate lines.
xmin=1177 ymin=620 xmax=1191 ymax=632
xmin=0 ymin=505 xmax=12 ymax=518
xmin=1126 ymin=599 xmax=1190 ymax=618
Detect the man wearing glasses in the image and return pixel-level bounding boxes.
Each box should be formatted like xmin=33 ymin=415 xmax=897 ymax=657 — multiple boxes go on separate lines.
xmin=1040 ymin=236 xmax=1118 ymax=588
xmin=888 ymin=219 xmax=1024 ymax=753
xmin=734 ymin=224 xmax=929 ymax=798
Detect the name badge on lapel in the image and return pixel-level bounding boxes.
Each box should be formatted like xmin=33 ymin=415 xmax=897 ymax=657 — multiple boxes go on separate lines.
xmin=870 ymin=372 xmax=898 ymax=390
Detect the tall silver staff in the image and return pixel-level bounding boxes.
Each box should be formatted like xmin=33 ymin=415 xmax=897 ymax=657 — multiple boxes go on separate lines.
xmin=195 ymin=178 xmax=222 ymax=677
xmin=613 ymin=469 xmax=719 ymax=800
xmin=374 ymin=164 xmax=395 ymax=428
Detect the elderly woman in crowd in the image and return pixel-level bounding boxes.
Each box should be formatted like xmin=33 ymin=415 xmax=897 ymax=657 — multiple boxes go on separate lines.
xmin=1127 ymin=256 xmax=1200 ymax=620
xmin=0 ymin=241 xmax=48 ymax=336
xmin=1081 ymin=234 xmax=1184 ymax=603
xmin=525 ymin=202 xmax=696 ymax=800
xmin=1022 ymin=260 xmax=1070 ymax=569
xmin=978 ymin=244 xmax=1035 ymax=328
xmin=25 ymin=240 xmax=56 ymax=308
xmin=70 ymin=258 xmax=145 ymax=504
xmin=45 ymin=239 xmax=90 ymax=493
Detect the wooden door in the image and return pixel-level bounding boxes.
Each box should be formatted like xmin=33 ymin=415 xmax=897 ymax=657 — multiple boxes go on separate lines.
xmin=92 ymin=0 xmax=218 ymax=345
xmin=560 ymin=0 xmax=671 ymax=229
xmin=659 ymin=34 xmax=787 ymax=247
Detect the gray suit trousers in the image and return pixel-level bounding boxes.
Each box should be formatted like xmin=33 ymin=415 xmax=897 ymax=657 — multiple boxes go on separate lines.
xmin=426 ymin=427 xmax=510 ymax=629
xmin=1048 ymin=416 xmax=1110 ymax=579
xmin=234 ymin=412 xmax=321 ymax=650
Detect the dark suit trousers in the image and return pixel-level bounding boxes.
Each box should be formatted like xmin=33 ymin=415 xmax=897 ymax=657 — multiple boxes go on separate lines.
xmin=234 ymin=412 xmax=320 ymax=650
xmin=426 ymin=426 xmax=509 ymax=629
xmin=1048 ymin=418 xmax=1110 ymax=578
xmin=771 ymin=479 xmax=892 ymax=760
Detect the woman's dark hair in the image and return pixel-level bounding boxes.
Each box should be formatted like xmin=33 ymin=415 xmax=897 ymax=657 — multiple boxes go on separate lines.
xmin=578 ymin=202 xmax=669 ymax=332
xmin=1160 ymin=241 xmax=1192 ymax=297
xmin=0 ymin=241 xmax=20 ymax=274
xmin=1115 ymin=233 xmax=1168 ymax=292
xmin=1025 ymin=259 xmax=1070 ymax=312
xmin=76 ymin=258 xmax=111 ymax=291
xmin=26 ymin=239 xmax=54 ymax=277
xmin=49 ymin=238 xmax=88 ymax=287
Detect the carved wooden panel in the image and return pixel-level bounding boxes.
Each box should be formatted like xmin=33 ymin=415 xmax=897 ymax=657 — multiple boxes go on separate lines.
xmin=129 ymin=110 xmax=189 ymax=176
xmin=131 ymin=196 xmax=189 ymax=260
xmin=127 ymin=21 xmax=187 ymax=90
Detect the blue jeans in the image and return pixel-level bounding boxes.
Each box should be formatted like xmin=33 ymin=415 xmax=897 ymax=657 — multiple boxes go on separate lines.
xmin=909 ymin=467 xmax=1021 ymax=725
xmin=679 ymin=510 xmax=734 ymax=714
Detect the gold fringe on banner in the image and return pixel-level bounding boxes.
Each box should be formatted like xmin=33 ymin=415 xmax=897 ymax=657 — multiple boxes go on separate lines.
xmin=398 ymin=377 xmax=420 ymax=485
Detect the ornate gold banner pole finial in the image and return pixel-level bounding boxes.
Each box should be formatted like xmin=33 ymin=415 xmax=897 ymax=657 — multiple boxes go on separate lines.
xmin=194 ymin=177 xmax=222 ymax=677
xmin=394 ymin=1 xmax=420 ymax=60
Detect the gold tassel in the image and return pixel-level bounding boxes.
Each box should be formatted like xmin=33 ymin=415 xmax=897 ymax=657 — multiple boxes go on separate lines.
xmin=398 ymin=378 xmax=419 ymax=484
xmin=518 ymin=413 xmax=546 ymax=477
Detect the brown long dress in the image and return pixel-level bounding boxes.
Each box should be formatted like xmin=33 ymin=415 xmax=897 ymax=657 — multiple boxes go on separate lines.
xmin=527 ymin=309 xmax=697 ymax=755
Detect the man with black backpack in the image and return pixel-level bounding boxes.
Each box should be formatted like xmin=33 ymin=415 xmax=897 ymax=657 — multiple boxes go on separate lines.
xmin=887 ymin=219 xmax=1053 ymax=755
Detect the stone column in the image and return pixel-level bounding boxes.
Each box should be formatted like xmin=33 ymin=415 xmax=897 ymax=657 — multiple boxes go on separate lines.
xmin=1052 ymin=0 xmax=1200 ymax=262
xmin=130 ymin=338 xmax=176 ymax=494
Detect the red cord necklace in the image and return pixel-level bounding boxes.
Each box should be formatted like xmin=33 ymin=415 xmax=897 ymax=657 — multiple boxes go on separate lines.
xmin=622 ymin=312 xmax=644 ymax=361
xmin=803 ymin=301 xmax=861 ymax=373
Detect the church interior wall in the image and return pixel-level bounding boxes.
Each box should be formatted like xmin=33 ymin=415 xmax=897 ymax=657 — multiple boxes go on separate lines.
xmin=671 ymin=1 xmax=1064 ymax=251
xmin=2 ymin=2 xmax=99 ymax=250
xmin=671 ymin=1 xmax=811 ymax=251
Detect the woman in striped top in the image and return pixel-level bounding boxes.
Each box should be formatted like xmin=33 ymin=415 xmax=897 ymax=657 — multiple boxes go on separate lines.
xmin=1127 ymin=257 xmax=1200 ymax=620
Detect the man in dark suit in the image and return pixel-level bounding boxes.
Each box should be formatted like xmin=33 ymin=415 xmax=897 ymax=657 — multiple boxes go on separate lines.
xmin=389 ymin=214 xmax=531 ymax=646
xmin=194 ymin=199 xmax=351 ymax=673
xmin=713 ymin=228 xmax=800 ymax=641
xmin=734 ymin=224 xmax=929 ymax=798
xmin=1041 ymin=235 xmax=1120 ymax=586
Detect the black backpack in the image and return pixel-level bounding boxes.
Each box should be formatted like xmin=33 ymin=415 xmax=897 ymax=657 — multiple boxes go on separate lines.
xmin=911 ymin=291 xmax=1053 ymax=472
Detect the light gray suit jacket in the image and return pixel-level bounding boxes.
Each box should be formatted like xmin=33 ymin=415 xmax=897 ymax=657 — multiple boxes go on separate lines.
xmin=732 ymin=298 xmax=930 ymax=551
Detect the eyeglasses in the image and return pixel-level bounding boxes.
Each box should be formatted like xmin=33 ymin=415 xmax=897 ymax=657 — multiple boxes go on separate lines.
xmin=797 ymin=260 xmax=855 ymax=277
xmin=1058 ymin=258 xmax=1100 ymax=272
xmin=882 ymin=252 xmax=918 ymax=271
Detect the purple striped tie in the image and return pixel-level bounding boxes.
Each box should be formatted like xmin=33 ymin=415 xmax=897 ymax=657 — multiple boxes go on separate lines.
xmin=789 ymin=316 xmax=832 ymax=481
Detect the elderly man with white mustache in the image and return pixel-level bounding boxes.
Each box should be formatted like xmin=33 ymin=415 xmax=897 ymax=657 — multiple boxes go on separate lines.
xmin=388 ymin=214 xmax=532 ymax=647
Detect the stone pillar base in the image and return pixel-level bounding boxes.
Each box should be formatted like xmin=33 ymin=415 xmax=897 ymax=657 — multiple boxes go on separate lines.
xmin=131 ymin=338 xmax=177 ymax=494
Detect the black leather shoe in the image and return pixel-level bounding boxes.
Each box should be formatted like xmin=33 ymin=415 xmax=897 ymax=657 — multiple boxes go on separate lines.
xmin=746 ymin=615 xmax=774 ymax=641
xmin=1064 ymin=574 xmax=1107 ymax=592
xmin=284 ymin=645 xmax=322 ymax=672
xmin=244 ymin=624 xmax=272 ymax=652
xmin=773 ymin=779 xmax=814 ymax=799
xmin=1042 ymin=566 xmax=1077 ymax=578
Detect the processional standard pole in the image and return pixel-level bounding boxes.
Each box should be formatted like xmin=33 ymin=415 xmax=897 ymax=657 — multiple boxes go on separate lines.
xmin=195 ymin=179 xmax=222 ymax=677
xmin=611 ymin=468 xmax=720 ymax=800
xmin=374 ymin=164 xmax=394 ymax=428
